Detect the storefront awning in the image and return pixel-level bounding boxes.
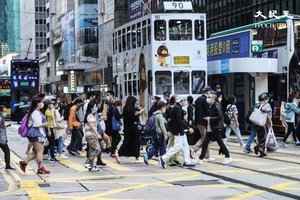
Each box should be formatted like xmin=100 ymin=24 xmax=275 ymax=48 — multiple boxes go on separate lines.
xmin=208 ymin=58 xmax=278 ymax=75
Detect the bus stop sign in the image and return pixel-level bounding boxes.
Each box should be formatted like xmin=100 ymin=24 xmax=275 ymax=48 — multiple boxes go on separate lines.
xmin=251 ymin=40 xmax=263 ymax=53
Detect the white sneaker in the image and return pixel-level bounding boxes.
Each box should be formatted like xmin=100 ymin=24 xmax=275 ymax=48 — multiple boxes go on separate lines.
xmin=223 ymin=158 xmax=232 ymax=165
xmin=199 ymin=160 xmax=204 ymax=164
xmin=59 ymin=154 xmax=69 ymax=159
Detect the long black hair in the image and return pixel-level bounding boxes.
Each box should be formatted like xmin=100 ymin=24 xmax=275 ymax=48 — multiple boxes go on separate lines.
xmin=84 ymin=99 xmax=96 ymax=124
xmin=123 ymin=96 xmax=137 ymax=115
xmin=28 ymin=96 xmax=44 ymax=119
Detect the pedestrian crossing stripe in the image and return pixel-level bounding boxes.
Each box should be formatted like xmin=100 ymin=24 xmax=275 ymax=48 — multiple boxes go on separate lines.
xmin=10 ymin=151 xmax=35 ymax=175
xmin=59 ymin=159 xmax=87 ymax=172
xmin=21 ymin=180 xmax=52 ymax=200
xmin=102 ymin=159 xmax=132 ymax=172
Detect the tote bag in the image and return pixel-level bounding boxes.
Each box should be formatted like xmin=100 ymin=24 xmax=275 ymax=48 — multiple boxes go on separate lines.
xmin=249 ymin=104 xmax=268 ymax=127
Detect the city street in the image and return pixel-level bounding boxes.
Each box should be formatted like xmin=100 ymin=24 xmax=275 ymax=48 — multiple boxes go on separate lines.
xmin=0 ymin=124 xmax=300 ymax=200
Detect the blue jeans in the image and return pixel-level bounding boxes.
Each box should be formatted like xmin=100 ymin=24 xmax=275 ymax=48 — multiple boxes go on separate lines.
xmin=245 ymin=127 xmax=256 ymax=151
xmin=146 ymin=134 xmax=166 ymax=159
xmin=56 ymin=136 xmax=64 ymax=154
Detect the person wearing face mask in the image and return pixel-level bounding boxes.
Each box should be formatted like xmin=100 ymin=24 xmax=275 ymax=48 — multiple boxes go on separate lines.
xmin=19 ymin=96 xmax=50 ymax=174
xmin=253 ymin=93 xmax=272 ymax=157
xmin=160 ymin=96 xmax=196 ymax=169
xmin=84 ymin=101 xmax=102 ymax=172
xmin=282 ymin=95 xmax=300 ymax=146
xmin=45 ymin=101 xmax=58 ymax=161
xmin=199 ymin=90 xmax=231 ymax=165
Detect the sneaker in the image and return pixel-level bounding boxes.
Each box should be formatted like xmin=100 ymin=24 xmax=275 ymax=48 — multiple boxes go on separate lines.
xmin=183 ymin=163 xmax=196 ymax=167
xmin=84 ymin=163 xmax=91 ymax=169
xmin=50 ymin=158 xmax=59 ymax=162
xmin=37 ymin=166 xmax=50 ymax=174
xmin=58 ymin=154 xmax=69 ymax=159
xmin=143 ymin=154 xmax=149 ymax=165
xmin=96 ymin=160 xmax=107 ymax=166
xmin=89 ymin=166 xmax=100 ymax=172
xmin=5 ymin=166 xmax=15 ymax=170
xmin=19 ymin=161 xmax=27 ymax=173
xmin=159 ymin=157 xmax=166 ymax=169
xmin=223 ymin=158 xmax=232 ymax=165
xmin=243 ymin=148 xmax=251 ymax=154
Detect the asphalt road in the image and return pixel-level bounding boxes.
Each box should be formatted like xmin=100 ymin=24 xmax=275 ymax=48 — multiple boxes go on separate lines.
xmin=0 ymin=124 xmax=300 ymax=200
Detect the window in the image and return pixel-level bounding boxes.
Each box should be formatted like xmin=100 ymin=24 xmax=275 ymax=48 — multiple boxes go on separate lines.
xmin=47 ymin=68 xmax=50 ymax=77
xmin=142 ymin=21 xmax=147 ymax=46
xmin=127 ymin=27 xmax=131 ymax=50
xmin=195 ymin=20 xmax=205 ymax=40
xmin=36 ymin=32 xmax=39 ymax=37
xmin=192 ymin=71 xmax=206 ymax=94
xmin=154 ymin=20 xmax=166 ymax=41
xmin=122 ymin=29 xmax=126 ymax=51
xmin=133 ymin=72 xmax=137 ymax=96
xmin=137 ymin=23 xmax=141 ymax=47
xmin=114 ymin=32 xmax=118 ymax=53
xmin=174 ymin=71 xmax=190 ymax=94
xmin=118 ymin=30 xmax=121 ymax=53
xmin=132 ymin=25 xmax=136 ymax=49
xmin=148 ymin=19 xmax=151 ymax=44
xmin=112 ymin=33 xmax=115 ymax=54
xmin=169 ymin=20 xmax=192 ymax=40
xmin=128 ymin=73 xmax=132 ymax=96
xmin=155 ymin=71 xmax=172 ymax=95
xmin=124 ymin=74 xmax=128 ymax=96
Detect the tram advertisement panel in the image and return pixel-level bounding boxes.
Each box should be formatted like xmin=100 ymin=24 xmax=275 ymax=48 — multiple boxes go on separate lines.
xmin=11 ymin=59 xmax=39 ymax=121
xmin=0 ymin=79 xmax=11 ymax=118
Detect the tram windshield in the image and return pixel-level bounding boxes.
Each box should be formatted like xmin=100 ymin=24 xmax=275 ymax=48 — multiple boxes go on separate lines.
xmin=155 ymin=71 xmax=172 ymax=95
xmin=169 ymin=20 xmax=192 ymax=41
xmin=174 ymin=71 xmax=189 ymax=94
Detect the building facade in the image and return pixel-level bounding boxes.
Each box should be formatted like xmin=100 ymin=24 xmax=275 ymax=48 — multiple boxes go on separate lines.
xmin=197 ymin=0 xmax=300 ymax=35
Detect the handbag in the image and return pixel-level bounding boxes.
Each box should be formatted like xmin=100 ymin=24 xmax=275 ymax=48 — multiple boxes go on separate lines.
xmin=265 ymin=128 xmax=278 ymax=152
xmin=249 ymin=104 xmax=268 ymax=127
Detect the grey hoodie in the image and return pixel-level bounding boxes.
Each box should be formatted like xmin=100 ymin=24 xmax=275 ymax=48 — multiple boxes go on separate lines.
xmin=154 ymin=110 xmax=168 ymax=138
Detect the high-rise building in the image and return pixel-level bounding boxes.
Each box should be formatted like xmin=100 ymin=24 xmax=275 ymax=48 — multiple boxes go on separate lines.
xmin=195 ymin=0 xmax=300 ymax=35
xmin=20 ymin=0 xmax=47 ymax=59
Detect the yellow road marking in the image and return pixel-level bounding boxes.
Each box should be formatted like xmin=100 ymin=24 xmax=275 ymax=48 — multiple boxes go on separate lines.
xmin=59 ymin=159 xmax=87 ymax=172
xmin=102 ymin=159 xmax=132 ymax=172
xmin=77 ymin=173 xmax=200 ymax=200
xmin=21 ymin=180 xmax=52 ymax=200
xmin=226 ymin=182 xmax=297 ymax=200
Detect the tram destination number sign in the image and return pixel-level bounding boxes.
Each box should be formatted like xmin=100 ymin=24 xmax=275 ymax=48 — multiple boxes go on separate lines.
xmin=251 ymin=40 xmax=263 ymax=53
xmin=164 ymin=2 xmax=193 ymax=11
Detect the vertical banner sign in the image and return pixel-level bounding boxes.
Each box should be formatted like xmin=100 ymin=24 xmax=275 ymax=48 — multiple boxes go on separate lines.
xmin=69 ymin=70 xmax=76 ymax=92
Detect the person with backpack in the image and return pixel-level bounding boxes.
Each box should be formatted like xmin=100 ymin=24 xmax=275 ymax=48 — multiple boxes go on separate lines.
xmin=19 ymin=96 xmax=50 ymax=174
xmin=224 ymin=96 xmax=245 ymax=147
xmin=199 ymin=90 xmax=231 ymax=164
xmin=144 ymin=101 xmax=168 ymax=165
xmin=160 ymin=96 xmax=196 ymax=168
xmin=0 ymin=106 xmax=14 ymax=170
xmin=282 ymin=96 xmax=300 ymax=146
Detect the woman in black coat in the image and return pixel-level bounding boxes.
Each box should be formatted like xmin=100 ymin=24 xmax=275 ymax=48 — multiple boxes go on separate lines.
xmin=119 ymin=96 xmax=144 ymax=159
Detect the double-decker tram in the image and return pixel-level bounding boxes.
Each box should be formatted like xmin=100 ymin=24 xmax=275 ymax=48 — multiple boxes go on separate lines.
xmin=10 ymin=59 xmax=39 ymax=122
xmin=112 ymin=5 xmax=207 ymax=112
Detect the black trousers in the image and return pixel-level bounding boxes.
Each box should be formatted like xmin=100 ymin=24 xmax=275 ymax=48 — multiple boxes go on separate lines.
xmin=0 ymin=143 xmax=11 ymax=167
xmin=255 ymin=126 xmax=266 ymax=153
xmin=284 ymin=122 xmax=297 ymax=143
xmin=47 ymin=128 xmax=56 ymax=159
xmin=200 ymin=131 xmax=230 ymax=159
xmin=111 ymin=131 xmax=121 ymax=154
xmin=68 ymin=128 xmax=83 ymax=152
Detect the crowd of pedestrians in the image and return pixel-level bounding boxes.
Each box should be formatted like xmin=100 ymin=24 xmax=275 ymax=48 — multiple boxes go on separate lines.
xmin=2 ymin=85 xmax=300 ymax=174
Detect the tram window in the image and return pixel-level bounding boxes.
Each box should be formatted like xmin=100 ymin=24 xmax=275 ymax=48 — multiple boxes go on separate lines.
xmin=118 ymin=30 xmax=121 ymax=53
xmin=122 ymin=29 xmax=126 ymax=51
xmin=142 ymin=22 xmax=147 ymax=46
xmin=195 ymin=20 xmax=205 ymax=40
xmin=169 ymin=20 xmax=192 ymax=41
xmin=174 ymin=71 xmax=190 ymax=95
xmin=155 ymin=71 xmax=172 ymax=95
xmin=132 ymin=25 xmax=136 ymax=49
xmin=127 ymin=27 xmax=131 ymax=50
xmin=114 ymin=32 xmax=118 ymax=53
xmin=137 ymin=23 xmax=141 ymax=47
xmin=133 ymin=72 xmax=138 ymax=96
xmin=192 ymin=71 xmax=206 ymax=94
xmin=148 ymin=19 xmax=151 ymax=44
xmin=154 ymin=20 xmax=166 ymax=41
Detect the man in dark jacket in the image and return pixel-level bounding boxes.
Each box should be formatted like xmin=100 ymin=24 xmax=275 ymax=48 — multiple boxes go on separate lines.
xmin=199 ymin=90 xmax=231 ymax=164
xmin=160 ymin=96 xmax=196 ymax=168
xmin=191 ymin=87 xmax=210 ymax=159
